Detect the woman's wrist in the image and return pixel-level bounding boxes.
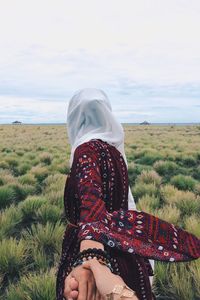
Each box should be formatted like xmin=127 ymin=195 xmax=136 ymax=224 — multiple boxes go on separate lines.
xmin=80 ymin=239 xmax=104 ymax=251
xmin=72 ymin=247 xmax=113 ymax=272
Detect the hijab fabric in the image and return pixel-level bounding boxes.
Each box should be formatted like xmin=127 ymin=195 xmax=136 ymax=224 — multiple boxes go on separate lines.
xmin=66 ymin=88 xmax=136 ymax=210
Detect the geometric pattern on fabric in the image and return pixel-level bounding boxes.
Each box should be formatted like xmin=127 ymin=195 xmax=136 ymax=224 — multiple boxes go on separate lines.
xmin=56 ymin=139 xmax=200 ymax=300
xmin=78 ymin=208 xmax=200 ymax=262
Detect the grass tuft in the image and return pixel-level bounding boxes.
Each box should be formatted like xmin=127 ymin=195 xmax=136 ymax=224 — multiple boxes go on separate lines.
xmin=136 ymin=170 xmax=162 ymax=186
xmin=0 ymin=205 xmax=22 ymax=240
xmin=170 ymin=174 xmax=197 ymax=191
xmin=132 ymin=182 xmax=158 ymax=201
xmin=154 ymin=205 xmax=181 ymax=224
xmin=0 ymin=238 xmax=28 ymax=285
xmin=137 ymin=195 xmax=160 ymax=214
xmin=5 ymin=269 xmax=56 ymax=300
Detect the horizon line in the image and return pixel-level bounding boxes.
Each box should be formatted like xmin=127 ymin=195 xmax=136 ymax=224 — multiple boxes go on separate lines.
xmin=0 ymin=122 xmax=200 ymax=125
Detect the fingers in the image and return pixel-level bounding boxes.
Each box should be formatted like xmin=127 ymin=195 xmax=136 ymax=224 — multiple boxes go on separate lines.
xmin=83 ymin=259 xmax=111 ymax=282
xmin=64 ymin=274 xmax=73 ymax=299
xmin=70 ymin=290 xmax=79 ymax=299
xmin=70 ymin=277 xmax=79 ymax=290
xmin=95 ymin=289 xmax=102 ymax=300
xmin=86 ymin=274 xmax=95 ymax=300
xmin=77 ymin=278 xmax=88 ymax=300
xmin=66 ymin=277 xmax=79 ymax=300
xmin=81 ymin=261 xmax=91 ymax=270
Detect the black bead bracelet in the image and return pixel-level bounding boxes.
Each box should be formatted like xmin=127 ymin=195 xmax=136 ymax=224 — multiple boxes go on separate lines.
xmin=71 ymin=248 xmax=113 ymax=272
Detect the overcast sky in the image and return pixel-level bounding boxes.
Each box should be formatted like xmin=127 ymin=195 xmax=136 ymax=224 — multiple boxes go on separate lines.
xmin=0 ymin=0 xmax=200 ymax=124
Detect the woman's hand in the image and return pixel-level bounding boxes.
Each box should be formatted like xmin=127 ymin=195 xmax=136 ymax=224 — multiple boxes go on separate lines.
xmin=64 ymin=264 xmax=103 ymax=300
xmin=82 ymin=259 xmax=125 ymax=297
xmin=82 ymin=259 xmax=139 ymax=300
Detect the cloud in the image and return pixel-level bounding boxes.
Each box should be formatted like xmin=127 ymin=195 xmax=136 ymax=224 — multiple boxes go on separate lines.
xmin=0 ymin=0 xmax=200 ymax=123
xmin=1 ymin=94 xmax=199 ymax=124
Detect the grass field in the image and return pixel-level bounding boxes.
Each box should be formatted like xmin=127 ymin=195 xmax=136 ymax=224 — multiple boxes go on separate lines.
xmin=0 ymin=124 xmax=200 ymax=300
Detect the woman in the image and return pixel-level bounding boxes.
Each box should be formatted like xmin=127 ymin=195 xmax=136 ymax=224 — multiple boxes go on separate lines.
xmin=56 ymin=88 xmax=200 ymax=300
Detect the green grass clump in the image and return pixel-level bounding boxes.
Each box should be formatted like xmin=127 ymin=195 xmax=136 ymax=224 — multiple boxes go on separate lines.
xmin=135 ymin=149 xmax=163 ymax=165
xmin=153 ymin=160 xmax=179 ymax=178
xmin=160 ymin=184 xmax=179 ymax=204
xmin=137 ymin=195 xmax=160 ymax=214
xmin=42 ymin=173 xmax=66 ymax=193
xmin=154 ymin=205 xmax=181 ymax=224
xmin=193 ymin=165 xmax=200 ymax=180
xmin=191 ymin=260 xmax=200 ymax=298
xmin=184 ymin=214 xmax=200 ymax=237
xmin=194 ymin=183 xmax=200 ymax=195
xmin=0 ymin=205 xmax=22 ymax=240
xmin=36 ymin=204 xmax=63 ymax=224
xmin=136 ymin=170 xmax=162 ymax=186
xmin=18 ymin=174 xmax=37 ymax=185
xmin=1 ymin=147 xmax=12 ymax=153
xmin=128 ymin=163 xmax=152 ymax=185
xmin=41 ymin=174 xmax=66 ymax=207
xmin=22 ymin=222 xmax=65 ymax=263
xmin=5 ymin=157 xmax=19 ymax=169
xmin=154 ymin=262 xmax=199 ymax=300
xmin=5 ymin=269 xmax=56 ymax=300
xmin=31 ymin=248 xmax=50 ymax=271
xmin=0 ymin=170 xmax=16 ymax=185
xmin=18 ymin=196 xmax=47 ymax=226
xmin=175 ymin=193 xmax=200 ymax=216
xmin=39 ymin=152 xmax=53 ymax=165
xmin=132 ymin=182 xmax=158 ymax=201
xmin=0 ymin=161 xmax=9 ymax=169
xmin=0 ymin=186 xmax=16 ymax=209
xmin=15 ymin=150 xmax=24 ymax=157
xmin=167 ymin=264 xmax=196 ymax=300
xmin=160 ymin=186 xmax=200 ymax=216
xmin=153 ymin=262 xmax=170 ymax=297
xmin=5 ymin=183 xmax=29 ymax=203
xmin=170 ymin=175 xmax=197 ymax=191
xmin=0 ymin=238 xmax=28 ymax=285
xmin=179 ymin=154 xmax=197 ymax=167
xmin=30 ymin=166 xmax=49 ymax=184
xmin=16 ymin=162 xmax=32 ymax=176
xmin=56 ymin=161 xmax=70 ymax=174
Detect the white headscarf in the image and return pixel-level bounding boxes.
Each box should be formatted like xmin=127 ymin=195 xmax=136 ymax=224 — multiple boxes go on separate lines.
xmin=66 ymin=88 xmax=136 ymax=210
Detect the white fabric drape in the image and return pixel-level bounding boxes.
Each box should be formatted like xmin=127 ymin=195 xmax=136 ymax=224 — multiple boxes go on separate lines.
xmin=66 ymin=88 xmax=136 ymax=210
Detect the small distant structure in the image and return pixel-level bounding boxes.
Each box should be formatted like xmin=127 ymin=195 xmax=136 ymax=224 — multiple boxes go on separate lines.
xmin=140 ymin=121 xmax=150 ymax=125
xmin=12 ymin=121 xmax=22 ymax=125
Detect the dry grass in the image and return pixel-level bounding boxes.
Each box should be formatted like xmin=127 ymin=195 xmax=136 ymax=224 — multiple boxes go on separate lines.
xmin=0 ymin=124 xmax=200 ymax=299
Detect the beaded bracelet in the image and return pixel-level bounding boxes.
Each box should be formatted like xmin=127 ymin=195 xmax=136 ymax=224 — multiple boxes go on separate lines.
xmin=77 ymin=248 xmax=110 ymax=260
xmin=71 ymin=248 xmax=113 ymax=272
xmin=76 ymin=248 xmax=111 ymax=259
xmin=72 ymin=256 xmax=113 ymax=272
xmin=75 ymin=248 xmax=111 ymax=263
xmin=72 ymin=248 xmax=111 ymax=263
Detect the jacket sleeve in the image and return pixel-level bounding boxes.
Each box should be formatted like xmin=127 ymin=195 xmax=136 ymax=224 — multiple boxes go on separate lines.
xmin=74 ymin=144 xmax=107 ymax=224
xmin=72 ymin=145 xmax=200 ymax=262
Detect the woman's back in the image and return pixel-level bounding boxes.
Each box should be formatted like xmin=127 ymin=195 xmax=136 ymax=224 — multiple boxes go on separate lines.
xmin=66 ymin=138 xmax=129 ymax=218
xmin=57 ymin=138 xmax=154 ymax=300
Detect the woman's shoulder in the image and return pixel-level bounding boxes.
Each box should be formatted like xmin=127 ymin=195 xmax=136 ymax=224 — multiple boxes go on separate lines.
xmin=74 ymin=139 xmax=99 ymax=158
xmin=74 ymin=139 xmax=114 ymax=160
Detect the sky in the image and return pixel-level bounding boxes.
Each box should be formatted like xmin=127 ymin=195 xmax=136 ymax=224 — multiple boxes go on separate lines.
xmin=0 ymin=0 xmax=200 ymax=124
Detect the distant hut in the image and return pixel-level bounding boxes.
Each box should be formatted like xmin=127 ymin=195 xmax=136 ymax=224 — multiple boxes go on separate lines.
xmin=140 ymin=121 xmax=150 ymax=125
xmin=12 ymin=121 xmax=22 ymax=125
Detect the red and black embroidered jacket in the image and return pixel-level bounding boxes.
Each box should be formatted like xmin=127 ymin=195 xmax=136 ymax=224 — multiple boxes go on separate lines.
xmin=56 ymin=139 xmax=200 ymax=300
